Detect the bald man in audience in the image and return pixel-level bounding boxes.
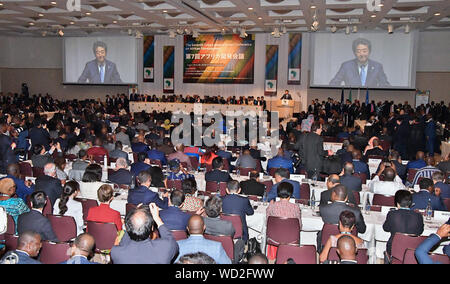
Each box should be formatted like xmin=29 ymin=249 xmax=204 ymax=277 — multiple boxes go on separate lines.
xmin=248 ymin=253 xmax=269 ymax=264
xmin=108 ymin=157 xmax=132 ymax=185
xmin=339 ymin=162 xmax=362 ymax=193
xmin=1 ymin=231 xmax=42 ymax=264
xmin=335 ymin=235 xmax=358 ymax=264
xmin=34 ymin=162 xmax=63 ymax=207
xmin=175 ymin=215 xmax=231 ymax=264
xmin=320 ymin=174 xmax=358 ymax=206
xmin=61 ymin=233 xmax=98 ymax=264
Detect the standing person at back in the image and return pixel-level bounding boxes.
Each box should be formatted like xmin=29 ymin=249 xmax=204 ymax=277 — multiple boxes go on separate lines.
xmin=297 ymin=122 xmax=327 ymax=178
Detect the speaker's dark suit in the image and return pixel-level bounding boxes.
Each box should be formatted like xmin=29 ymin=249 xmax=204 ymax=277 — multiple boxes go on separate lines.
xmin=17 ymin=210 xmax=59 ymax=243
xmin=329 ymin=59 xmax=390 ymax=88
xmin=78 ymin=59 xmax=122 ymax=84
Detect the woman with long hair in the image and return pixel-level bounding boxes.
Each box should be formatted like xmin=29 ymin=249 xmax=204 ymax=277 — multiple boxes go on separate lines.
xmin=53 ymin=180 xmax=84 ymax=235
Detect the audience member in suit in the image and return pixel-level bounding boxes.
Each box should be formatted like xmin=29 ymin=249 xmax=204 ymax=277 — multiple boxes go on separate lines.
xmin=336 ymin=140 xmax=354 ymax=165
xmin=127 ymin=170 xmax=168 ymax=209
xmin=351 ymin=150 xmax=370 ymax=178
xmin=411 ymin=178 xmax=446 ymax=211
xmin=267 ymin=148 xmax=294 ymax=174
xmin=437 ymin=155 xmax=450 ymax=174
xmin=240 ymin=171 xmax=266 ymax=197
xmin=5 ymin=163 xmax=34 ymax=203
xmin=111 ymin=205 xmax=179 ymax=264
xmin=249 ymin=146 xmax=266 ymax=162
xmin=205 ymin=157 xmax=231 ymax=183
xmin=0 ymin=119 xmax=18 ymax=173
xmin=34 ymin=163 xmax=63 ymax=207
xmin=203 ymin=195 xmax=235 ymax=238
xmin=267 ymin=168 xmax=300 ymax=202
xmin=415 ymin=223 xmax=450 ymax=264
xmin=131 ymin=134 xmax=149 ymax=154
xmin=320 ymin=185 xmax=366 ymax=234
xmin=159 ymin=190 xmax=192 ymax=231
xmin=432 ymin=171 xmax=450 ymax=199
xmin=71 ymin=150 xmax=90 ymax=172
xmin=0 ymin=231 xmax=42 ymax=264
xmin=383 ymin=190 xmax=424 ymax=257
xmin=235 ymin=149 xmax=257 ymax=169
xmin=221 ymin=180 xmax=254 ymax=241
xmin=31 ymin=144 xmax=55 ymax=169
xmin=86 ymin=184 xmax=123 ymax=231
xmin=130 ymin=152 xmax=152 ymax=177
xmin=115 ymin=127 xmax=131 ymax=147
xmin=217 ymin=143 xmax=236 ymax=168
xmin=17 ymin=191 xmax=59 ymax=242
xmin=158 ymin=138 xmax=176 ymax=156
xmin=339 ymin=162 xmax=363 ymax=193
xmin=364 ymin=138 xmax=387 ymax=160
xmin=109 ymin=141 xmax=129 ymax=164
xmin=60 ymin=233 xmax=98 ymax=264
xmin=28 ymin=119 xmax=51 ymax=150
xmin=175 ymin=215 xmax=231 ymax=264
xmin=297 ymin=122 xmax=327 ymax=178
xmin=320 ymin=174 xmax=356 ymax=206
xmin=406 ymin=151 xmax=426 ymax=170
xmin=147 ymin=141 xmax=167 ymax=165
xmin=108 ymin=158 xmax=132 ymax=185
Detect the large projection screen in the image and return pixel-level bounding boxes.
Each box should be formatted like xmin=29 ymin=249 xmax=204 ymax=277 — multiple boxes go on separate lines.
xmin=64 ymin=36 xmax=137 ymax=85
xmin=184 ymin=34 xmax=255 ymax=84
xmin=311 ymin=32 xmax=418 ymax=89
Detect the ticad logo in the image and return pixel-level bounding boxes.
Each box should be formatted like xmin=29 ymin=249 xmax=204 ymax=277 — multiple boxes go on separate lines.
xmin=66 ymin=0 xmax=81 ymax=12
xmin=366 ymin=0 xmax=382 ymax=12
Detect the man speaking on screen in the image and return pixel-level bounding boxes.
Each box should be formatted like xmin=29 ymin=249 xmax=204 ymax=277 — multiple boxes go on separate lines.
xmin=329 ymin=38 xmax=390 ymax=88
xmin=78 ymin=41 xmax=122 ymax=84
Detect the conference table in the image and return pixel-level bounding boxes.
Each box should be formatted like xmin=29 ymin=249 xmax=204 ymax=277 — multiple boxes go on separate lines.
xmin=129 ymin=102 xmax=263 ymax=115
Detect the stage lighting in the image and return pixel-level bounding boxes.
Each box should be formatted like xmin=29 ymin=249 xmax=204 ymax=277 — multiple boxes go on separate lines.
xmin=239 ymin=28 xmax=247 ymax=38
xmin=272 ymin=27 xmax=281 ymax=38
xmin=331 ymin=25 xmax=337 ymax=33
xmin=353 ymin=25 xmax=358 ymax=33
xmin=169 ymin=29 xmax=176 ymax=38
xmin=345 ymin=25 xmax=350 ymax=35
xmin=58 ymin=29 xmax=64 ymax=36
xmin=192 ymin=29 xmax=199 ymax=38
xmin=388 ymin=24 xmax=394 ymax=34
xmin=404 ymin=24 xmax=410 ymax=34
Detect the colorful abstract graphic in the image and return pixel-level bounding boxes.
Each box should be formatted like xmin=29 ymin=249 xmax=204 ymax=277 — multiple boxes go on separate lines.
xmin=143 ymin=36 xmax=154 ymax=83
xmin=288 ymin=33 xmax=302 ymax=85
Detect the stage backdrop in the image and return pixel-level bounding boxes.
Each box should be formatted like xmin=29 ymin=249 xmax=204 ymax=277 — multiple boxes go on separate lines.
xmin=265 ymin=45 xmax=278 ymax=97
xmin=183 ymin=34 xmax=255 ymax=84
xmin=143 ymin=36 xmax=154 ymax=83
xmin=288 ymin=33 xmax=302 ymax=85
xmin=163 ymin=46 xmax=175 ymax=93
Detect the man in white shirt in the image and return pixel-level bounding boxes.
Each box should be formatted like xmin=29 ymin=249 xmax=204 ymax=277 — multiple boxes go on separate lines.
xmin=369 ymin=163 xmax=405 ymax=196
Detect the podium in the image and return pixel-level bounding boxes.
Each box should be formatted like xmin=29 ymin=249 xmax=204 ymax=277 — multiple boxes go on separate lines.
xmin=277 ymin=99 xmax=295 ymax=119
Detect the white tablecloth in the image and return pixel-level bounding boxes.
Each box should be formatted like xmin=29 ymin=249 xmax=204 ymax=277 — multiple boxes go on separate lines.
xmin=323 ymin=142 xmax=343 ymax=154
xmin=246 ymin=202 xmax=449 ymax=264
xmin=130 ymin=102 xmax=262 ymax=115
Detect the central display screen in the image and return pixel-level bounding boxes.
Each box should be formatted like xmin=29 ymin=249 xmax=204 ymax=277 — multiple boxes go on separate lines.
xmin=183 ymin=34 xmax=255 ymax=84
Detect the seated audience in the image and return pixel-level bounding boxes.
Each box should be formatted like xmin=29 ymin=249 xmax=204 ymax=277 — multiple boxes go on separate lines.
xmin=205 ymin=157 xmax=231 ymax=183
xmin=86 ymin=184 xmax=123 ymax=231
xmin=4 ymin=163 xmax=34 ymax=203
xmin=235 ymin=149 xmax=257 ymax=169
xmin=0 ymin=231 xmax=42 ymax=264
xmin=176 ymin=252 xmax=216 ymax=264
xmin=369 ymin=164 xmax=405 ymax=196
xmin=406 ymin=151 xmax=426 ymax=170
xmin=167 ymin=159 xmax=194 ymax=181
xmin=108 ymin=157 xmax=132 ymax=185
xmin=411 ymin=178 xmax=446 ymax=211
xmin=266 ymin=168 xmax=300 ymax=202
xmin=168 ymin=144 xmax=193 ymax=171
xmin=60 ymin=233 xmax=98 ymax=264
xmin=130 ymin=152 xmax=151 ymax=177
xmin=410 ymin=156 xmax=441 ymax=186
xmin=17 ymin=191 xmax=59 ymax=242
xmin=159 ymin=190 xmax=192 ymax=231
xmin=267 ymin=148 xmax=294 ymax=174
xmin=180 ymin=179 xmax=203 ymax=212
xmin=111 ymin=205 xmax=178 ymax=264
xmin=383 ymin=190 xmax=424 ymax=257
xmin=432 ymin=171 xmax=450 ymax=199
xmin=415 ymin=223 xmax=450 ymax=264
xmin=53 ymin=180 xmax=84 ymax=236
xmin=240 ymin=170 xmax=266 ymax=197
xmin=175 ymin=215 xmax=231 ymax=264
xmin=127 ymin=170 xmax=168 ymax=209
xmin=35 ymin=163 xmax=63 ymax=207
xmin=339 ymin=163 xmax=362 ymax=193
xmin=0 ymin=178 xmax=30 ymax=229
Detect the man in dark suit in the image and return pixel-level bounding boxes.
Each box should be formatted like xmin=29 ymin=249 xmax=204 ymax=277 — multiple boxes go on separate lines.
xmin=28 ymin=119 xmax=51 ymax=150
xmin=205 ymin=157 xmax=231 ymax=183
xmin=111 ymin=205 xmax=178 ymax=264
xmin=34 ymin=163 xmax=63 ymax=207
xmin=411 ymin=178 xmax=446 ymax=211
xmin=319 ymin=185 xmax=366 ymax=234
xmin=0 ymin=231 xmax=42 ymax=264
xmin=329 ymin=38 xmax=390 ymax=88
xmin=108 ymin=157 xmax=132 ymax=185
xmin=109 ymin=141 xmax=129 ymax=164
xmin=281 ymin=90 xmax=293 ymax=100
xmin=0 ymin=121 xmax=17 ymax=174
xmin=321 ymin=174 xmax=352 ymax=206
xmin=383 ymin=190 xmax=424 ymax=257
xmin=221 ymin=180 xmax=254 ymax=242
xmin=266 ymin=168 xmax=301 ymax=202
xmin=130 ymin=152 xmax=152 ymax=177
xmin=127 ymin=171 xmax=168 ymax=209
xmin=415 ymin=223 xmax=450 ymax=264
xmin=240 ymin=171 xmax=266 ymax=197
xmin=159 ymin=190 xmax=191 ymax=231
xmin=78 ymin=41 xmax=122 ymax=84
xmin=351 ymin=150 xmax=370 ymax=178
xmin=60 ymin=233 xmax=98 ymax=264
xmin=17 ymin=191 xmax=59 ymax=243
xmin=339 ymin=162 xmax=363 ymax=193
xmin=364 ymin=138 xmax=387 ymax=159
xmin=297 ymin=122 xmax=327 ymax=178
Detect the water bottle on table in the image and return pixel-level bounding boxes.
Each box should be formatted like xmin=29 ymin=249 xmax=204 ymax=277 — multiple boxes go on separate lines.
xmin=425 ymin=199 xmax=433 ymax=220
xmin=310 ymin=188 xmax=316 ymax=211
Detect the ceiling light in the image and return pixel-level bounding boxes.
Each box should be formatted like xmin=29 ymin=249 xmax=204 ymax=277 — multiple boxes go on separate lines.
xmin=352 ymin=25 xmax=358 ymax=33
xmin=331 ymin=25 xmax=337 ymax=33
xmin=163 ymin=10 xmax=167 ymax=13
xmin=128 ymin=29 xmax=133 ymax=36
xmin=371 ymin=14 xmax=376 ymax=18
xmin=248 ymin=7 xmax=253 ymax=11
xmin=282 ymin=26 xmax=287 ymax=34
xmin=221 ymin=28 xmax=226 ymax=35
xmin=169 ymin=29 xmax=176 ymax=38
xmin=41 ymin=31 xmax=47 ymax=37
xmin=192 ymin=29 xmax=199 ymax=38
xmin=70 ymin=21 xmax=75 ymax=25
xmin=311 ymin=5 xmax=316 ymax=9
xmin=51 ymin=1 xmax=56 ymax=5
xmin=29 ymin=22 xmax=35 ymax=26
xmin=113 ymin=20 xmax=118 ymax=24
xmin=38 ymin=13 xmax=44 ymax=17
xmin=58 ymin=29 xmax=64 ymax=36
xmin=258 ymin=17 xmax=262 ymax=20
xmin=345 ymin=25 xmax=350 ymax=35
xmin=135 ymin=30 xmax=143 ymax=39
xmin=239 ymin=28 xmax=248 ymax=38
xmin=388 ymin=24 xmax=394 ymax=34
xmin=272 ymin=27 xmax=281 ymax=37
xmin=434 ymin=12 xmax=441 ymax=16
xmin=404 ymin=24 xmax=410 ymax=34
